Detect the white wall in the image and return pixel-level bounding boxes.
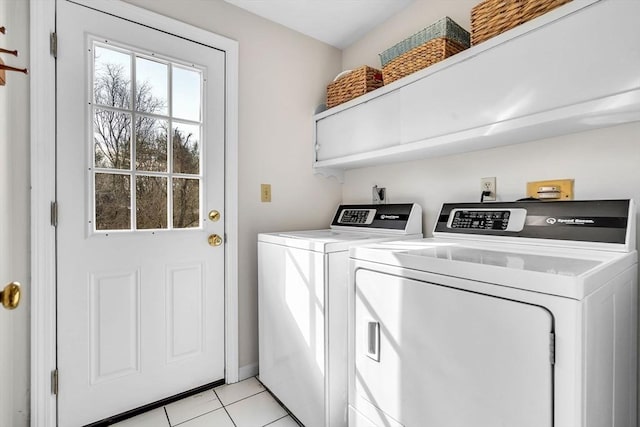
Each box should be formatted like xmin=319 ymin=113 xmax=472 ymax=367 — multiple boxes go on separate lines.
xmin=124 ymin=0 xmax=343 ymax=372
xmin=0 ymin=0 xmax=30 ymax=425
xmin=342 ymin=123 xmax=640 ymax=230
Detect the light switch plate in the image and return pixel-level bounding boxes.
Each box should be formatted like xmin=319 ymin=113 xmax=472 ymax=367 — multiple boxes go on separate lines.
xmin=261 ymin=184 xmax=271 ymax=202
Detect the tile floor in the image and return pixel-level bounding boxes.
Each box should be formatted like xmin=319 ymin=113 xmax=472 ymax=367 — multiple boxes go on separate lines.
xmin=112 ymin=377 xmax=301 ymax=427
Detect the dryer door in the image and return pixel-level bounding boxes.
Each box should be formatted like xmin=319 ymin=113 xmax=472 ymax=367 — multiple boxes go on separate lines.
xmin=353 ymin=269 xmax=553 ymax=427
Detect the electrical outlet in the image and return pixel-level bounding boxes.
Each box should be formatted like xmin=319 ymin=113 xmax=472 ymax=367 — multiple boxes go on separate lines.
xmin=261 ymin=184 xmax=271 ymax=203
xmin=372 ymin=185 xmax=386 ymax=204
xmin=480 ymin=177 xmax=496 ymax=201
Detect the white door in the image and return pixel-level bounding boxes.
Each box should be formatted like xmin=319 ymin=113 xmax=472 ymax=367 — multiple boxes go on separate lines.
xmin=0 ymin=3 xmax=25 ymax=421
xmin=354 ymin=270 xmax=554 ymax=427
xmin=0 ymin=157 xmax=23 ymax=424
xmin=56 ymin=1 xmax=226 ymax=425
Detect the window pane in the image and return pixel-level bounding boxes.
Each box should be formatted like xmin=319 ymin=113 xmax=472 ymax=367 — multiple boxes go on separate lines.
xmin=173 ymin=178 xmax=200 ymax=229
xmin=172 ymin=123 xmax=200 ymax=175
xmin=136 ymin=57 xmax=168 ymax=116
xmin=94 ymin=109 xmax=131 ymax=169
xmin=136 ymin=176 xmax=168 ymax=229
xmin=136 ymin=116 xmax=168 ymax=172
xmin=95 ymin=173 xmax=131 ymax=230
xmin=94 ymin=46 xmax=131 ymax=109
xmin=172 ymin=66 xmax=201 ymax=121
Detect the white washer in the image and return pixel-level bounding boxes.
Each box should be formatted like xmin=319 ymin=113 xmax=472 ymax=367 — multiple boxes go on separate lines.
xmin=258 ymin=204 xmax=423 ymax=427
xmin=349 ymin=200 xmax=637 ymax=427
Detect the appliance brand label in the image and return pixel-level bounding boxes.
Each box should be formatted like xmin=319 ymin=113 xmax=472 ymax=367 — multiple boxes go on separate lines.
xmin=380 ymin=214 xmax=400 ymax=220
xmin=546 ymin=217 xmax=596 ymax=225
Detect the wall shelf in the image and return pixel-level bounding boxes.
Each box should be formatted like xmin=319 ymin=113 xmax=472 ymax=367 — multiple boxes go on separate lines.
xmin=312 ymin=0 xmax=640 ymax=181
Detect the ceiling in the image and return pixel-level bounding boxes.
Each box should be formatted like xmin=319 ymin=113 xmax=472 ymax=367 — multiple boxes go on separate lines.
xmin=223 ymin=0 xmax=415 ymax=49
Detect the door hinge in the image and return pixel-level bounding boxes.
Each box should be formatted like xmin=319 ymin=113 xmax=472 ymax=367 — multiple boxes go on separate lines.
xmin=50 ymin=32 xmax=57 ymax=58
xmin=50 ymin=201 xmax=58 ymax=227
xmin=51 ymin=369 xmax=58 ymax=395
xmin=549 ymin=332 xmax=556 ymax=365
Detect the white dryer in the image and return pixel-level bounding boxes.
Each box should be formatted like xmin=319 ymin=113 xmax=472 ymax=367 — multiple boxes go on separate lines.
xmin=349 ymin=200 xmax=637 ymax=427
xmin=258 ymin=204 xmax=422 ymax=427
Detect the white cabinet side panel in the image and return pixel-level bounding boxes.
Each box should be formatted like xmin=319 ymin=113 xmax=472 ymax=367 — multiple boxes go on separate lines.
xmin=258 ymin=243 xmax=325 ymax=427
xmin=584 ymin=267 xmax=638 ymax=427
xmin=327 ymin=252 xmax=349 ymax=427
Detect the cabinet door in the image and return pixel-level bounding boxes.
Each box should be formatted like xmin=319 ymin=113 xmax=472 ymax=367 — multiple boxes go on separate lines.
xmin=399 ymin=0 xmax=640 ymax=146
xmin=316 ymin=91 xmax=401 ymax=161
xmin=354 ymin=269 xmax=553 ymax=427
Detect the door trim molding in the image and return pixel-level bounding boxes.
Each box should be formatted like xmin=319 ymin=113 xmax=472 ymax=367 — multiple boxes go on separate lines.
xmin=30 ymin=1 xmax=240 ymax=425
xmin=30 ymin=1 xmax=57 ymax=426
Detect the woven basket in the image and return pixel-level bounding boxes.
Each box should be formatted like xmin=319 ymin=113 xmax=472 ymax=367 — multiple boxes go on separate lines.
xmin=471 ymin=0 xmax=571 ymax=45
xmin=379 ymin=17 xmax=470 ymax=67
xmin=326 ymin=66 xmax=384 ymax=109
xmin=382 ymin=37 xmax=468 ymax=84
xmin=379 ymin=17 xmax=470 ymax=85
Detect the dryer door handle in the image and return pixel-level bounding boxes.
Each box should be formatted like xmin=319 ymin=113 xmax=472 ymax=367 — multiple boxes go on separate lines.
xmin=366 ymin=321 xmax=380 ymax=362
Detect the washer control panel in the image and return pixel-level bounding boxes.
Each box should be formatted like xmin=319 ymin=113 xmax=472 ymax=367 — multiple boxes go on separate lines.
xmin=337 ymin=209 xmax=376 ymax=225
xmin=330 ymin=203 xmax=422 ymax=234
xmin=447 ymin=208 xmax=526 ymax=232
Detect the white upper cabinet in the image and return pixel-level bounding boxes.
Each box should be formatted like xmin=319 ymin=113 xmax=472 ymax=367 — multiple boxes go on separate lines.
xmin=316 ymin=91 xmax=401 ymax=160
xmin=313 ymin=0 xmax=640 ymax=180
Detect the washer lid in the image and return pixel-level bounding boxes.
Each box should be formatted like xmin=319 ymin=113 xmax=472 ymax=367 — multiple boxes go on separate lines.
xmin=277 ymin=230 xmax=379 ymax=241
xmin=259 ymin=229 xmax=423 ymax=253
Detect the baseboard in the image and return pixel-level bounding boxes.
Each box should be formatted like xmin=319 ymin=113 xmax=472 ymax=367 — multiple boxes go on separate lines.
xmin=238 ymin=362 xmax=258 ymax=381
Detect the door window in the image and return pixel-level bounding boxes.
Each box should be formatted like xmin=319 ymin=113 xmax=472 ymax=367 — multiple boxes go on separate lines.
xmin=91 ymin=41 xmax=203 ymax=232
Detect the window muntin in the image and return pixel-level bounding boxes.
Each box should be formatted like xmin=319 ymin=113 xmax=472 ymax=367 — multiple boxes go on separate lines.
xmin=91 ymin=41 xmax=204 ymax=232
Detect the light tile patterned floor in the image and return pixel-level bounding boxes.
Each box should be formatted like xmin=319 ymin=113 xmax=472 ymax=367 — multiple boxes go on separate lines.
xmin=112 ymin=377 xmax=301 ymax=427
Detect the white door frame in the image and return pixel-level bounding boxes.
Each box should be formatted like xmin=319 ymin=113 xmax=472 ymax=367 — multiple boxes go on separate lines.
xmin=30 ymin=1 xmax=239 ymax=425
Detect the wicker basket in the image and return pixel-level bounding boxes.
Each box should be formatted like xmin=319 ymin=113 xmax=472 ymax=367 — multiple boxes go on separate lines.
xmin=382 ymin=38 xmax=468 ymax=84
xmin=326 ymin=66 xmax=384 ymax=109
xmin=379 ymin=17 xmax=470 ymax=85
xmin=471 ymin=0 xmax=571 ymax=45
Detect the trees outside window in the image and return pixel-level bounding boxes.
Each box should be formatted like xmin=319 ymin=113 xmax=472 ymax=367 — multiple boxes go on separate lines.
xmin=92 ymin=45 xmax=202 ymax=231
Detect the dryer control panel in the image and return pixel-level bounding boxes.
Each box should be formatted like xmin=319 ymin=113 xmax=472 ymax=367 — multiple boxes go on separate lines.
xmin=434 ymin=200 xmax=634 ymax=248
xmin=448 ymin=209 xmax=526 ymax=232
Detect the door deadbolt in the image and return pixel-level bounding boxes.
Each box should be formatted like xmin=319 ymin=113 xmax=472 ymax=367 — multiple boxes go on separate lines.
xmin=208 ymin=234 xmax=223 ymax=247
xmin=1 ymin=282 xmax=21 ymax=310
xmin=208 ymin=210 xmax=221 ymax=222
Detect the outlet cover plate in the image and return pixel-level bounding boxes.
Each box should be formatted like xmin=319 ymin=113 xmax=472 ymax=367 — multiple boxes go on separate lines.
xmin=480 ymin=177 xmax=496 ymax=201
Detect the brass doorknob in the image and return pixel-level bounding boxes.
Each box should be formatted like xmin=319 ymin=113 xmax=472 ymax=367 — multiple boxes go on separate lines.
xmin=1 ymin=282 xmax=21 ymax=310
xmin=208 ymin=210 xmax=221 ymax=222
xmin=208 ymin=234 xmax=223 ymax=247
